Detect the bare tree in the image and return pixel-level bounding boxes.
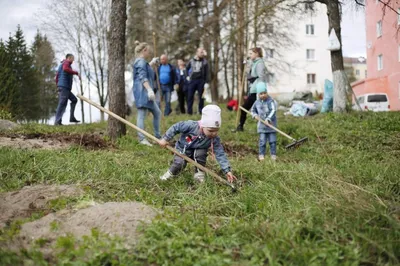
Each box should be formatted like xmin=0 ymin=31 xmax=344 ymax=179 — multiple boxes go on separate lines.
xmin=107 ymin=0 xmax=127 ymax=140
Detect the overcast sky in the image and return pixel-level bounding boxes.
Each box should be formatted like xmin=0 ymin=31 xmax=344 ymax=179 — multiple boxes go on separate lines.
xmin=0 ymin=0 xmax=367 ymax=58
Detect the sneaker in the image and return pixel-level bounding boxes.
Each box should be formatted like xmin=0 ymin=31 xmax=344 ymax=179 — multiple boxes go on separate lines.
xmin=139 ymin=139 xmax=153 ymax=147
xmin=193 ymin=171 xmax=205 ymax=182
xmin=160 ymin=170 xmax=173 ymax=180
xmin=258 ymin=155 xmax=265 ymax=161
xmin=271 ymin=155 xmax=277 ymax=161
xmin=54 ymin=120 xmax=63 ymax=126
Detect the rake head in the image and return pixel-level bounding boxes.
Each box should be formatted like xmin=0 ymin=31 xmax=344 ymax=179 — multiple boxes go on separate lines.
xmin=285 ymin=137 xmax=308 ymax=150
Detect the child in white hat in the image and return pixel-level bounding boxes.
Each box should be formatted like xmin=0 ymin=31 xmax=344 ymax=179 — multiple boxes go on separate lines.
xmin=251 ymin=82 xmax=277 ymax=161
xmin=159 ymin=105 xmax=236 ymax=183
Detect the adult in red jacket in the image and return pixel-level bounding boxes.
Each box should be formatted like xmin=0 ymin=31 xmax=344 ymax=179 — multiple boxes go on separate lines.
xmin=54 ymin=54 xmax=81 ymax=125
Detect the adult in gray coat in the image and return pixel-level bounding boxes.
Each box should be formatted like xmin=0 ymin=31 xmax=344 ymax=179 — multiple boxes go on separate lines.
xmin=235 ymin=47 xmax=267 ymax=132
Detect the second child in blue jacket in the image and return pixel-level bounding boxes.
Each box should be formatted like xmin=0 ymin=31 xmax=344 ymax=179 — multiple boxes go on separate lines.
xmin=251 ymin=82 xmax=277 ymax=161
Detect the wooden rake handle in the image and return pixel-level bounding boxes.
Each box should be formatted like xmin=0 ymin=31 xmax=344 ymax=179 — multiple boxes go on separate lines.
xmin=152 ymin=32 xmax=161 ymax=93
xmin=239 ymin=106 xmax=295 ymax=141
xmin=77 ymin=95 xmax=235 ymax=190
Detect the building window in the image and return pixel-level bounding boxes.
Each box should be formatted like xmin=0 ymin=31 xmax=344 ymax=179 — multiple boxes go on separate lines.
xmin=306 ymin=24 xmax=315 ymax=35
xmin=265 ymin=49 xmax=274 ymax=59
xmin=398 ymin=8 xmax=400 ymax=25
xmin=378 ymin=54 xmax=383 ymax=71
xmin=265 ymin=23 xmax=274 ymax=34
xmin=307 ymin=74 xmax=316 ymax=84
xmin=305 ymin=3 xmax=314 ymax=11
xmin=377 ymin=20 xmax=382 ymax=37
xmin=306 ymin=49 xmax=315 ymax=60
xmin=398 ymin=81 xmax=400 ymax=100
xmin=356 ymin=69 xmax=360 ymax=76
xmin=266 ymin=73 xmax=275 ymax=84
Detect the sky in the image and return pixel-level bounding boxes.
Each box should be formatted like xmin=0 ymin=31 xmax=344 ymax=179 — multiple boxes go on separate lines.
xmin=0 ymin=0 xmax=367 ymax=123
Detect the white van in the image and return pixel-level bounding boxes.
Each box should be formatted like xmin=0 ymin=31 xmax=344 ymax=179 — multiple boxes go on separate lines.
xmin=353 ymin=93 xmax=390 ymax=112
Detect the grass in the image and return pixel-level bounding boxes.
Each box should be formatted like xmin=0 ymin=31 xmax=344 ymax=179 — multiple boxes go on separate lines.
xmin=0 ymin=108 xmax=399 ymax=265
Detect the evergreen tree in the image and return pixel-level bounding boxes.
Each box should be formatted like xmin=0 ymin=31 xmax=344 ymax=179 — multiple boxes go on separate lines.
xmin=5 ymin=25 xmax=41 ymax=120
xmin=0 ymin=40 xmax=18 ymax=115
xmin=31 ymin=30 xmax=58 ymax=121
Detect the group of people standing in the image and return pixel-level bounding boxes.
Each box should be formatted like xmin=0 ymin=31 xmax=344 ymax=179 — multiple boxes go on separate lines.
xmin=53 ymin=44 xmax=276 ymax=165
xmin=132 ymin=42 xmax=209 ymax=146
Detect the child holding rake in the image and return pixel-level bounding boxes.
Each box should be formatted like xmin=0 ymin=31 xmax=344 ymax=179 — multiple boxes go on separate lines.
xmin=251 ymin=82 xmax=277 ymax=161
xmin=159 ymin=105 xmax=236 ymax=183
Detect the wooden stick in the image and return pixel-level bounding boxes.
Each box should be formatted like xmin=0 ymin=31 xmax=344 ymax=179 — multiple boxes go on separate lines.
xmin=239 ymin=106 xmax=296 ymax=141
xmin=77 ymin=94 xmax=235 ymax=190
xmin=152 ymin=32 xmax=161 ymax=94
xmin=235 ymin=64 xmax=247 ymax=127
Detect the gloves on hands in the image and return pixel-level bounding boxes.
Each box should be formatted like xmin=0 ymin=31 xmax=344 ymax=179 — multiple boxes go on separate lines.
xmin=149 ymin=57 xmax=159 ymax=66
xmin=186 ymin=76 xmax=191 ymax=82
xmin=147 ymin=88 xmax=155 ymax=101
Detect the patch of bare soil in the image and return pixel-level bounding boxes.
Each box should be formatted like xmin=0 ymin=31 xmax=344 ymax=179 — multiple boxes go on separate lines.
xmin=15 ymin=202 xmax=157 ymax=254
xmin=0 ymin=133 xmax=113 ymax=150
xmin=223 ymin=141 xmax=257 ymax=157
xmin=0 ymin=185 xmax=83 ymax=228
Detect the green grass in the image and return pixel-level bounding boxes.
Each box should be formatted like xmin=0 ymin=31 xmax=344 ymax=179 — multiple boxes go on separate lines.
xmin=0 ymin=109 xmax=399 ymax=265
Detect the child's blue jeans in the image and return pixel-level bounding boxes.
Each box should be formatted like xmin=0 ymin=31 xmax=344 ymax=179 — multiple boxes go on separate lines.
xmin=259 ymin=132 xmax=277 ymax=156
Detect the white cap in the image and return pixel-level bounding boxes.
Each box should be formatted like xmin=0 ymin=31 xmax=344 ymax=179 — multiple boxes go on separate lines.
xmin=200 ymin=105 xmax=221 ymax=128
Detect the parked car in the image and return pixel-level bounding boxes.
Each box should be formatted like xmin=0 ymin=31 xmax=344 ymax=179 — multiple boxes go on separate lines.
xmin=353 ymin=93 xmax=390 ymax=112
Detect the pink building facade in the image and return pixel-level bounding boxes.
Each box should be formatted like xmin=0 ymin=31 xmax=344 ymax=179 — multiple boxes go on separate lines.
xmin=352 ymin=1 xmax=400 ymax=110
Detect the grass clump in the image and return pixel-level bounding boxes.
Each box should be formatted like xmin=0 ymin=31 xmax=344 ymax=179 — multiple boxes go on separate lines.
xmin=0 ymin=109 xmax=399 ymax=265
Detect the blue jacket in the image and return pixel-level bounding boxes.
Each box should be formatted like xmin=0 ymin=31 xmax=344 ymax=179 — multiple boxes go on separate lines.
xmin=56 ymin=60 xmax=76 ymax=90
xmin=250 ymin=97 xmax=277 ymax=133
xmin=163 ymin=120 xmax=231 ymax=174
xmin=132 ymin=58 xmax=156 ymax=109
xmin=157 ymin=63 xmax=177 ymax=88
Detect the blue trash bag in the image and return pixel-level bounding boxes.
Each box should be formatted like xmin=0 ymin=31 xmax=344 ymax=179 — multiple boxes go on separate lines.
xmin=321 ymin=79 xmax=333 ymax=113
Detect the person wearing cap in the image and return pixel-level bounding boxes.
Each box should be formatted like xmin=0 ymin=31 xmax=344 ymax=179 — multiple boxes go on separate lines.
xmin=250 ymin=82 xmax=277 ymax=161
xmin=158 ymin=105 xmax=236 ymax=183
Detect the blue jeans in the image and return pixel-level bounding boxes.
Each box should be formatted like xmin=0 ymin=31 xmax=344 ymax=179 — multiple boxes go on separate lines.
xmin=55 ymin=87 xmax=77 ymax=124
xmin=187 ymin=79 xmax=205 ymax=115
xmin=259 ymin=133 xmax=277 ymax=156
xmin=160 ymin=84 xmax=172 ymax=116
xmin=137 ymin=101 xmax=161 ymax=141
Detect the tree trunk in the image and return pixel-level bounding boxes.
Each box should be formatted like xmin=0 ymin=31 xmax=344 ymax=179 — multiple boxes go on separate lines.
xmin=325 ymin=0 xmax=348 ymax=113
xmin=253 ymin=0 xmax=259 ymax=46
xmin=211 ymin=0 xmax=220 ymax=103
xmin=107 ymin=0 xmax=127 ymax=140
xmin=235 ymin=0 xmax=244 ymax=99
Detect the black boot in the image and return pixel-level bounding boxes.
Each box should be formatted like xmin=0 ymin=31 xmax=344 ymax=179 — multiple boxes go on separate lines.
xmin=70 ymin=117 xmax=80 ymax=123
xmin=55 ymin=120 xmax=63 ymax=126
xmin=69 ymin=102 xmax=79 ymax=123
xmin=236 ymin=125 xmax=243 ymax=132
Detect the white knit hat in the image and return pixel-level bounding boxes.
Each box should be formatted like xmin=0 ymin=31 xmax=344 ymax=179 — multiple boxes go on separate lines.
xmin=200 ymin=105 xmax=221 ymax=128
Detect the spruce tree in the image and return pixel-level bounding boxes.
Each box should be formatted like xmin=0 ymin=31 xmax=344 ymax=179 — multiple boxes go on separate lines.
xmin=5 ymin=25 xmax=41 ymax=120
xmin=31 ymin=30 xmax=58 ymax=121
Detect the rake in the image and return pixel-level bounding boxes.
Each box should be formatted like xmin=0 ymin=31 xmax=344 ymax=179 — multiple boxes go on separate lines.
xmin=77 ymin=94 xmax=237 ymax=192
xmin=240 ymin=107 xmax=308 ymax=149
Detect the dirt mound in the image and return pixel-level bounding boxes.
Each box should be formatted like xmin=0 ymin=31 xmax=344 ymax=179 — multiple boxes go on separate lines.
xmin=223 ymin=141 xmax=257 ymax=157
xmin=0 ymin=133 xmax=112 ymax=150
xmin=18 ymin=202 xmax=157 ymax=249
xmin=0 ymin=185 xmax=83 ymax=228
xmin=0 ymin=119 xmax=20 ymax=130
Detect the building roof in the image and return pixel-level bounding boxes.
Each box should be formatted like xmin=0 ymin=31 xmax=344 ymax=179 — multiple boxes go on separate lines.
xmin=343 ymin=56 xmax=367 ymax=64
